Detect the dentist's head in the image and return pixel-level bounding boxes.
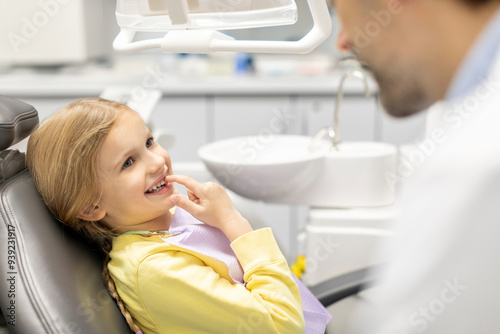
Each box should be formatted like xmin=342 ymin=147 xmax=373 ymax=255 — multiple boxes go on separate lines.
xmin=332 ymin=0 xmax=500 ymax=117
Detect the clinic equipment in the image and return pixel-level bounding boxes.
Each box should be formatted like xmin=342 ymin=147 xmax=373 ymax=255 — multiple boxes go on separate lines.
xmin=198 ymin=68 xmax=398 ymax=286
xmin=0 ymin=0 xmax=107 ymax=66
xmin=0 ymin=96 xmax=376 ymax=333
xmin=113 ymin=0 xmax=332 ymax=54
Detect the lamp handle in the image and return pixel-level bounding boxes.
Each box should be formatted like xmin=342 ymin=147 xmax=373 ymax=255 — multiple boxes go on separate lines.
xmin=113 ymin=0 xmax=332 ymax=54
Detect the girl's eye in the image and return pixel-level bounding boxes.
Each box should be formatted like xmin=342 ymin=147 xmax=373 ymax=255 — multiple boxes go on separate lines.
xmin=122 ymin=158 xmax=133 ymax=169
xmin=146 ymin=138 xmax=154 ymax=148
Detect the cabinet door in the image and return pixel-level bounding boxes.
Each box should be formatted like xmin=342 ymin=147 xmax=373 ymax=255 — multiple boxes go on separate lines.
xmin=9 ymin=97 xmax=82 ymax=152
xmin=300 ymin=95 xmax=377 ymax=141
xmin=211 ymin=95 xmax=301 ymax=261
xmin=152 ymin=96 xmax=207 ymax=162
xmin=17 ymin=97 xmax=81 ymax=121
xmin=377 ymin=99 xmax=428 ymax=145
xmin=212 ymin=96 xmax=295 ymax=140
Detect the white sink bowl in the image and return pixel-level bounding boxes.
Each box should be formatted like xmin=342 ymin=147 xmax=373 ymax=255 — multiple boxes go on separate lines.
xmin=198 ymin=135 xmax=330 ymax=202
xmin=198 ymin=135 xmax=397 ymax=207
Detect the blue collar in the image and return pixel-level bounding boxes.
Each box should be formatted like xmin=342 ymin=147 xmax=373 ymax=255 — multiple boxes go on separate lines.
xmin=446 ymin=8 xmax=500 ymax=101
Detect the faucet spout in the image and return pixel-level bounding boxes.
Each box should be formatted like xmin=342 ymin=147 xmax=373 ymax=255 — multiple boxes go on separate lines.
xmin=332 ymin=70 xmax=371 ymax=148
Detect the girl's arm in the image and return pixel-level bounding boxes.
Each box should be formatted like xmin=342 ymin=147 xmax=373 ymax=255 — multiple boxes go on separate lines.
xmin=132 ymin=174 xmax=304 ymax=333
xmin=136 ymin=228 xmax=305 ymax=334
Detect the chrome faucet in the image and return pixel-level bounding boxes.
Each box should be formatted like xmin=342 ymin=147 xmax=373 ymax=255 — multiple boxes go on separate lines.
xmin=311 ymin=67 xmax=371 ymax=151
xmin=332 ymin=69 xmax=371 ymax=148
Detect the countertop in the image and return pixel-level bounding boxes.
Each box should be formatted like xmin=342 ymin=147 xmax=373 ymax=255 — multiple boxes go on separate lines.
xmin=0 ymin=55 xmax=378 ymax=97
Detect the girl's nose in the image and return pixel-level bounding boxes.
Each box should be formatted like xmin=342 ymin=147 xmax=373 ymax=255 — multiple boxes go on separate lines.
xmin=147 ymin=151 xmax=166 ymax=174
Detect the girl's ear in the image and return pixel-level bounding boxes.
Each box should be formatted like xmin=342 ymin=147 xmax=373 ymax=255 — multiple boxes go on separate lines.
xmin=78 ymin=205 xmax=106 ymax=222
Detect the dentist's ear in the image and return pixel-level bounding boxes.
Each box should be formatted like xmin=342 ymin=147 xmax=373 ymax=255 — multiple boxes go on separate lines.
xmin=77 ymin=205 xmax=106 ymax=222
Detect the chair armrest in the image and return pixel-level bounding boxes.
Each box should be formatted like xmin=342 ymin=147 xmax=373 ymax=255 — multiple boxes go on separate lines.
xmin=309 ymin=266 xmax=382 ymax=307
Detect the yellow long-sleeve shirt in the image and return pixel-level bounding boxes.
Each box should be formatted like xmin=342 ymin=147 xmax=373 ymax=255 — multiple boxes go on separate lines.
xmin=108 ymin=227 xmax=305 ymax=334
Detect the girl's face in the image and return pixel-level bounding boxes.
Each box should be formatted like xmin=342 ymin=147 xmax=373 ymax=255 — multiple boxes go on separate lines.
xmin=95 ymin=110 xmax=176 ymax=232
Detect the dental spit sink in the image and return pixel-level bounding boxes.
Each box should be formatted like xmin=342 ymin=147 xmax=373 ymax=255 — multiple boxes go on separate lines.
xmin=198 ymin=135 xmax=397 ymax=207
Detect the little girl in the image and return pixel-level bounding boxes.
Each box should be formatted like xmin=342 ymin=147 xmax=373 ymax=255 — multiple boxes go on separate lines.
xmin=26 ymin=98 xmax=330 ymax=334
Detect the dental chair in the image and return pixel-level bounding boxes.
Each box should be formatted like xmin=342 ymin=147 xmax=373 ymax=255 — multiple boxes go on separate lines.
xmin=0 ymin=95 xmax=378 ymax=333
xmin=0 ymin=96 xmax=130 ymax=333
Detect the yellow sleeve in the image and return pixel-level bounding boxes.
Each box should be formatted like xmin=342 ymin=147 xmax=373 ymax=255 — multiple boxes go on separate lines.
xmin=136 ymin=228 xmax=305 ymax=334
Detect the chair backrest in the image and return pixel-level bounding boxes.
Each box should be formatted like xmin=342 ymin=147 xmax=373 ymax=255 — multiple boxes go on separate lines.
xmin=0 ymin=96 xmax=129 ymax=333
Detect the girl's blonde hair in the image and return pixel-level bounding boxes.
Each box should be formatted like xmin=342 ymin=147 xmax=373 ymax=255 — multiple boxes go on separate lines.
xmin=26 ymin=97 xmax=141 ymax=334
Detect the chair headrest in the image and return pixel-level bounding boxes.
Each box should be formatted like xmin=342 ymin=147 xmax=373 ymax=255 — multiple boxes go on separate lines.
xmin=0 ymin=98 xmax=130 ymax=332
xmin=0 ymin=96 xmax=39 ymax=150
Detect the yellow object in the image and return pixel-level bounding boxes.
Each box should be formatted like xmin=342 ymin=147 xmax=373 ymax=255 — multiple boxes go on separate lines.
xmin=109 ymin=228 xmax=305 ymax=334
xmin=290 ymin=255 xmax=307 ymax=279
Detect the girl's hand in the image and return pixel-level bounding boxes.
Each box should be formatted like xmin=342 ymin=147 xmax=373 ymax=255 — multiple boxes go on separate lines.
xmin=166 ymin=174 xmax=253 ymax=242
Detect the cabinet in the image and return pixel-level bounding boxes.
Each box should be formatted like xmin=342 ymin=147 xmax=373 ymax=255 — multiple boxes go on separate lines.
xmin=9 ymin=90 xmax=427 ymax=262
xmin=212 ymin=95 xmax=294 ymax=140
xmin=8 ymin=96 xmax=84 ymax=152
xmin=298 ymin=95 xmax=377 ymax=140
xmin=152 ymin=96 xmax=207 ymax=162
xmin=16 ymin=97 xmax=83 ymax=122
xmin=377 ymin=101 xmax=428 ymax=144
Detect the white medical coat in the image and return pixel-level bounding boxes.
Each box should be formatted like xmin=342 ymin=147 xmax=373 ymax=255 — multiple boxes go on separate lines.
xmin=356 ymin=37 xmax=500 ymax=334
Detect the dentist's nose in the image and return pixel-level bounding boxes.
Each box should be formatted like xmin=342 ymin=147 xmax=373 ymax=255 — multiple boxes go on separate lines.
xmin=337 ymin=28 xmax=351 ymax=52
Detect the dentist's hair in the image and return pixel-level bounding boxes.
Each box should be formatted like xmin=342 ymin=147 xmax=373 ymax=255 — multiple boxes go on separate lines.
xmin=463 ymin=0 xmax=500 ymax=4
xmin=26 ymin=98 xmax=141 ymax=334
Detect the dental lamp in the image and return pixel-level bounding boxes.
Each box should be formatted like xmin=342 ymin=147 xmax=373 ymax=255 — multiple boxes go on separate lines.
xmin=113 ymin=0 xmax=332 ymax=54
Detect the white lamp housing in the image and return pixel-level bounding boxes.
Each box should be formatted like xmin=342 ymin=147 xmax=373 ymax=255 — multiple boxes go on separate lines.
xmin=113 ymin=0 xmax=332 ymax=54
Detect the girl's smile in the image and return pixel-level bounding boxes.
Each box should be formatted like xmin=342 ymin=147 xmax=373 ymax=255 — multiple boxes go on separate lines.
xmin=92 ymin=110 xmax=177 ymax=233
xmin=145 ymin=175 xmax=174 ymax=195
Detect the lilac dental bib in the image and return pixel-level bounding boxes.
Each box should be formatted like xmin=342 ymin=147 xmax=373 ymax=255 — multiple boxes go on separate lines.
xmin=163 ymin=207 xmax=331 ymax=334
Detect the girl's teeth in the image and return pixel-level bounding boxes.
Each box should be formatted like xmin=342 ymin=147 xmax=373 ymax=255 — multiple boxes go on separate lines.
xmin=147 ymin=180 xmax=166 ymax=193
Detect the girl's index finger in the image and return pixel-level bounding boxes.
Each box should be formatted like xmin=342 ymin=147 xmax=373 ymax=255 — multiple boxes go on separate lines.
xmin=166 ymin=174 xmax=201 ymax=192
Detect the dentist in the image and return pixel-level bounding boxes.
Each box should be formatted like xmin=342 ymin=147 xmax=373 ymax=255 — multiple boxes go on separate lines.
xmin=333 ymin=0 xmax=500 ymax=332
